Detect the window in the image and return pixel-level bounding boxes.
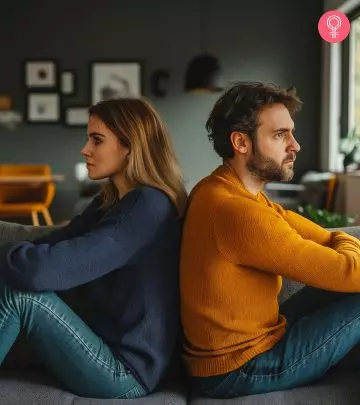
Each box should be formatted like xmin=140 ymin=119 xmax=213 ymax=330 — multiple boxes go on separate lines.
xmin=347 ymin=11 xmax=360 ymax=134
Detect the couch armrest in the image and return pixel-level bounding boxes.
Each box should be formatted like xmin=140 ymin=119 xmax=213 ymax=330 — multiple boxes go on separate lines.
xmin=0 ymin=221 xmax=58 ymax=245
xmin=328 ymin=226 xmax=360 ymax=239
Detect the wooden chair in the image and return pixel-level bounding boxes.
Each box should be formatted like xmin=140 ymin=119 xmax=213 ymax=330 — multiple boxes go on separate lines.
xmin=0 ymin=164 xmax=55 ymax=226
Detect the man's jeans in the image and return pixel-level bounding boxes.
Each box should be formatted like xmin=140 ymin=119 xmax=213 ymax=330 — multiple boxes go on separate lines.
xmin=194 ymin=287 xmax=360 ymax=399
xmin=0 ymin=284 xmax=146 ymax=399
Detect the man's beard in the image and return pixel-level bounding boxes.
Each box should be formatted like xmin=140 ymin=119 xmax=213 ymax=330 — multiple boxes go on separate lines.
xmin=246 ymin=142 xmax=295 ymax=182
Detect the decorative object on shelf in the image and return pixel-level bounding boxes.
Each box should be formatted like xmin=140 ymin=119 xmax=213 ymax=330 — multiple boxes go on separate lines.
xmin=339 ymin=127 xmax=360 ymax=172
xmin=0 ymin=111 xmax=22 ymax=130
xmin=26 ymin=93 xmax=60 ymax=123
xmin=151 ymin=69 xmax=170 ymax=97
xmin=24 ymin=60 xmax=58 ymax=89
xmin=61 ymin=70 xmax=76 ymax=95
xmin=184 ymin=0 xmax=223 ymax=93
xmin=64 ymin=106 xmax=88 ymax=127
xmin=90 ymin=61 xmax=142 ymax=104
xmin=0 ymin=95 xmax=22 ymax=130
xmin=0 ymin=96 xmax=12 ymax=110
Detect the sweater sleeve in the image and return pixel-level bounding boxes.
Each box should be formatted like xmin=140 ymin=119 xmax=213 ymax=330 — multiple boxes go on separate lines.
xmin=33 ymin=196 xmax=101 ymax=246
xmin=0 ymin=190 xmax=171 ymax=292
xmin=214 ymin=197 xmax=360 ymax=292
xmin=261 ymin=195 xmax=332 ymax=247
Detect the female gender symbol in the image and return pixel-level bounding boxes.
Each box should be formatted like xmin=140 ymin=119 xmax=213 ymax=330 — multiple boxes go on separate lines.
xmin=318 ymin=10 xmax=350 ymax=43
xmin=327 ymin=15 xmax=342 ymax=38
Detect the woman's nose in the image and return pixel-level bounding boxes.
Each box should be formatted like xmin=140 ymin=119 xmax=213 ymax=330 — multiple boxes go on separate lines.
xmin=81 ymin=144 xmax=91 ymax=157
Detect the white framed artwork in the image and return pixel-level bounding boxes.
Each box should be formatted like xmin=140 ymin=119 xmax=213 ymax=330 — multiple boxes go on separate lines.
xmin=24 ymin=60 xmax=58 ymax=88
xmin=26 ymin=93 xmax=60 ymax=123
xmin=61 ymin=71 xmax=76 ymax=95
xmin=65 ymin=106 xmax=88 ymax=127
xmin=91 ymin=61 xmax=142 ymax=104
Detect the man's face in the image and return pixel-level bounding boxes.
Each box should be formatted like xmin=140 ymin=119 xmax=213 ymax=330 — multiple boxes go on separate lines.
xmin=246 ymin=103 xmax=300 ymax=182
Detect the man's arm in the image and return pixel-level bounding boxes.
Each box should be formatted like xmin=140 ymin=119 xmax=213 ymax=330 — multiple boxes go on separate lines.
xmin=215 ymin=197 xmax=360 ymax=292
xmin=260 ymin=192 xmax=332 ymax=247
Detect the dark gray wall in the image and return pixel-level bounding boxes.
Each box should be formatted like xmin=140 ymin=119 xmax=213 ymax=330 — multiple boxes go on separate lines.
xmin=1 ymin=0 xmax=323 ymax=221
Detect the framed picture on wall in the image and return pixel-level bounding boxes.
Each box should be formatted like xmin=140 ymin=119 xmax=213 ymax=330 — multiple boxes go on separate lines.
xmin=24 ymin=60 xmax=58 ymax=89
xmin=90 ymin=61 xmax=142 ymax=104
xmin=64 ymin=106 xmax=88 ymax=127
xmin=26 ymin=93 xmax=60 ymax=123
xmin=61 ymin=70 xmax=76 ymax=95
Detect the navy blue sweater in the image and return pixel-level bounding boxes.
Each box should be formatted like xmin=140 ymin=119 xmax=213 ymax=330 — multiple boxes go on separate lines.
xmin=0 ymin=186 xmax=182 ymax=393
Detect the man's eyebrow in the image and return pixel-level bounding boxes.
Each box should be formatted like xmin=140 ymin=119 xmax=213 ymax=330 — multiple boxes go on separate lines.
xmin=273 ymin=127 xmax=295 ymax=133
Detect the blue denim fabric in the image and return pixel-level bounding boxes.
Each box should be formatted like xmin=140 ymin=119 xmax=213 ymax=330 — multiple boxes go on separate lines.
xmin=194 ymin=287 xmax=360 ymax=399
xmin=0 ymin=284 xmax=146 ymax=399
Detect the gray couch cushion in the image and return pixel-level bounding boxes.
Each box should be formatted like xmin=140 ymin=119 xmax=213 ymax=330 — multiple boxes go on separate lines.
xmin=0 ymin=371 xmax=188 ymax=405
xmin=189 ymin=370 xmax=360 ymax=405
xmin=0 ymin=220 xmax=55 ymax=245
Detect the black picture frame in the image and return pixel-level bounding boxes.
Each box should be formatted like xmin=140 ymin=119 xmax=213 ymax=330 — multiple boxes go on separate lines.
xmin=25 ymin=93 xmax=61 ymax=124
xmin=22 ymin=59 xmax=60 ymax=91
xmin=89 ymin=60 xmax=143 ymax=105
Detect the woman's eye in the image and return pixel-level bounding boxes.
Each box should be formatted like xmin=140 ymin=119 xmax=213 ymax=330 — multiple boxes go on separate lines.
xmin=93 ymin=136 xmax=102 ymax=145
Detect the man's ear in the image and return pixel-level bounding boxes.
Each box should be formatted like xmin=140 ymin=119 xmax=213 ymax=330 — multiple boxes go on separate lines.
xmin=229 ymin=131 xmax=249 ymax=154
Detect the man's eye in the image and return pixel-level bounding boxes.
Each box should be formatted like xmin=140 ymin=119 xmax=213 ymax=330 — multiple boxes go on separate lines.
xmin=275 ymin=133 xmax=284 ymax=139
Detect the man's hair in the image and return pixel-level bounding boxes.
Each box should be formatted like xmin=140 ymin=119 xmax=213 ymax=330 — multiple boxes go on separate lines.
xmin=206 ymin=82 xmax=303 ymax=159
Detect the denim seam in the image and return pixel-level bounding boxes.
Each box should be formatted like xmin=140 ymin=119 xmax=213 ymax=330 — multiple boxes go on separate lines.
xmin=240 ymin=311 xmax=360 ymax=380
xmin=20 ymin=295 xmax=124 ymax=376
xmin=0 ymin=307 xmax=12 ymax=333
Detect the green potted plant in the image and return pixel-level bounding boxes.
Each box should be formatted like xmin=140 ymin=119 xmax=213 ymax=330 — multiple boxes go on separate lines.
xmin=297 ymin=204 xmax=357 ymax=228
xmin=339 ymin=128 xmax=360 ymax=172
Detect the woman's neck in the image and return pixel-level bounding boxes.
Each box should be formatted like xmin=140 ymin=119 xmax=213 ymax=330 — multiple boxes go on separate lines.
xmin=112 ymin=174 xmax=135 ymax=199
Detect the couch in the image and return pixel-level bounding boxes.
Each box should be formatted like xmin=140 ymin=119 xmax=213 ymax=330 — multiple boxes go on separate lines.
xmin=0 ymin=221 xmax=360 ymax=404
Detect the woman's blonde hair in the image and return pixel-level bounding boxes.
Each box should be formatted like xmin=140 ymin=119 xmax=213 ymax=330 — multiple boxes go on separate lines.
xmin=89 ymin=98 xmax=188 ymax=216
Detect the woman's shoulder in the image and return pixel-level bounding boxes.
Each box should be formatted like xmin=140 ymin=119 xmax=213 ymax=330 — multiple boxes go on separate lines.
xmin=142 ymin=186 xmax=176 ymax=210
xmin=105 ymin=186 xmax=172 ymax=213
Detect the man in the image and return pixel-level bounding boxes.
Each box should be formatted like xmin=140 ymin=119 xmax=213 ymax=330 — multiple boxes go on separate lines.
xmin=180 ymin=82 xmax=360 ymax=398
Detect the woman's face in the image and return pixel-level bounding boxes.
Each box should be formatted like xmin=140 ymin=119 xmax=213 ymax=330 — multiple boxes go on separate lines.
xmin=81 ymin=115 xmax=129 ymax=181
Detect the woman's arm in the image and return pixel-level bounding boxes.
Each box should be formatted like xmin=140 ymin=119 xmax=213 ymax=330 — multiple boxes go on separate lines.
xmin=33 ymin=196 xmax=102 ymax=246
xmin=0 ymin=188 xmax=175 ymax=292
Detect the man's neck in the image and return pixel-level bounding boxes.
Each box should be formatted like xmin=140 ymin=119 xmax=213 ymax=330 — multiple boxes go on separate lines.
xmin=223 ymin=160 xmax=265 ymax=196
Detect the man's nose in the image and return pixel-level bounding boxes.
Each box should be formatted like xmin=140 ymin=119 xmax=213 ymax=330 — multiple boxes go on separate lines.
xmin=289 ymin=136 xmax=301 ymax=153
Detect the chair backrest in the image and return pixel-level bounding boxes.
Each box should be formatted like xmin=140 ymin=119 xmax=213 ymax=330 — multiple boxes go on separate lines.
xmin=0 ymin=164 xmax=51 ymax=177
xmin=0 ymin=164 xmax=55 ymax=206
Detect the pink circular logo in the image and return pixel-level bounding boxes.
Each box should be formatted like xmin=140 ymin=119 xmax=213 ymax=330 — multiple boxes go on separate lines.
xmin=318 ymin=10 xmax=350 ymax=43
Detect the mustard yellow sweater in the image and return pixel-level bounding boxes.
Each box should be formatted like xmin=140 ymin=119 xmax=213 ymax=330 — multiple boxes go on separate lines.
xmin=180 ymin=165 xmax=360 ymax=377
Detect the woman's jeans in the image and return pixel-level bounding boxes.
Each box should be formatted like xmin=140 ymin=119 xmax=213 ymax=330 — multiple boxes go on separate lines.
xmin=0 ymin=284 xmax=146 ymax=399
xmin=194 ymin=287 xmax=360 ymax=399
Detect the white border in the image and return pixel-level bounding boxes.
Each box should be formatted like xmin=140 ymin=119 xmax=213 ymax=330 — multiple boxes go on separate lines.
xmin=321 ymin=0 xmax=360 ymax=171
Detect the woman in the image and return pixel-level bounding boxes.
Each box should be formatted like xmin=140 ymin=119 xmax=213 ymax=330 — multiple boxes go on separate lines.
xmin=0 ymin=98 xmax=187 ymax=399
